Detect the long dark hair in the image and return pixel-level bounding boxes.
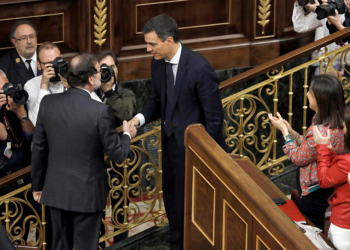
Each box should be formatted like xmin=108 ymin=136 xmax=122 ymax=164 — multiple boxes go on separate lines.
xmin=311 ymin=74 xmax=345 ymax=129
xmin=339 ymin=108 xmax=350 ymax=154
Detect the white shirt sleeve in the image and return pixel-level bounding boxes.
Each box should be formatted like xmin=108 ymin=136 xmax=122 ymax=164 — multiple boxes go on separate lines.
xmin=135 ymin=113 xmax=145 ymax=127
xmin=29 ymin=89 xmax=50 ymax=127
xmin=292 ymin=3 xmax=322 ymax=33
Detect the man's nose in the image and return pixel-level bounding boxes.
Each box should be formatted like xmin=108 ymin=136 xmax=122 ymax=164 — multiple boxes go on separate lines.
xmin=146 ymin=45 xmax=152 ymax=52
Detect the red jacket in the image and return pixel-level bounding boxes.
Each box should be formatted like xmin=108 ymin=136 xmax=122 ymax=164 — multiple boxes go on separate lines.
xmin=316 ymin=144 xmax=350 ymax=229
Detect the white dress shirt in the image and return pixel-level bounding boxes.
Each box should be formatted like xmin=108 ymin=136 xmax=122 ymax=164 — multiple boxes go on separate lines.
xmin=135 ymin=43 xmax=182 ymax=127
xmin=292 ymin=3 xmax=346 ymax=73
xmin=24 ymin=75 xmax=101 ymax=126
xmin=19 ymin=51 xmax=38 ymax=77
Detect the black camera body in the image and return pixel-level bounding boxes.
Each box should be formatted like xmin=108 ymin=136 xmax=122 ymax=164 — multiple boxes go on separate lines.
xmin=100 ymin=63 xmax=115 ymax=84
xmin=50 ymin=57 xmax=69 ymax=82
xmin=2 ymin=82 xmax=29 ymax=105
xmin=316 ymin=0 xmax=347 ymax=20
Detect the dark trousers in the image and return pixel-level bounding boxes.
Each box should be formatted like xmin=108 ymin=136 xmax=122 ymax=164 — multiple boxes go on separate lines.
xmin=296 ymin=172 xmax=333 ymax=232
xmin=49 ymin=207 xmax=103 ymax=250
xmin=163 ymin=134 xmax=186 ymax=250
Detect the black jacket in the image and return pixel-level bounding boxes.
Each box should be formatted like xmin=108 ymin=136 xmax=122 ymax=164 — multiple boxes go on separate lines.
xmin=31 ymin=88 xmax=131 ymax=212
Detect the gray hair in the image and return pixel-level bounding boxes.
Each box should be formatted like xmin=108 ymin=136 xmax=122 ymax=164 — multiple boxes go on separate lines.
xmin=0 ymin=70 xmax=7 ymax=79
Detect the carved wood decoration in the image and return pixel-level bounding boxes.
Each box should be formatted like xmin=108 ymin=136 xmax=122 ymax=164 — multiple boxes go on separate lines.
xmin=0 ymin=0 xmax=313 ymax=81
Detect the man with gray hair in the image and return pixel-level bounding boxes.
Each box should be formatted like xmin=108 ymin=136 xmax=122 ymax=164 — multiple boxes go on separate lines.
xmin=31 ymin=52 xmax=135 ymax=250
xmin=0 ymin=20 xmax=42 ymax=86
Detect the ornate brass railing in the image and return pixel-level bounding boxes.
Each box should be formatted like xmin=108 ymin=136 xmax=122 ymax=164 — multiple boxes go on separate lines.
xmin=2 ymin=27 xmax=350 ymax=248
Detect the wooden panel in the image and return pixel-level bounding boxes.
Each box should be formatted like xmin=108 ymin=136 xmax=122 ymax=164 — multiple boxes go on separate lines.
xmin=223 ymin=200 xmax=247 ymax=250
xmin=253 ymin=219 xmax=285 ymax=250
xmin=192 ymin=167 xmax=215 ymax=245
xmin=254 ymin=0 xmax=276 ymax=39
xmin=251 ymin=42 xmax=280 ymax=66
xmin=257 ymin=236 xmax=271 ymax=250
xmin=0 ymin=0 xmax=81 ymax=57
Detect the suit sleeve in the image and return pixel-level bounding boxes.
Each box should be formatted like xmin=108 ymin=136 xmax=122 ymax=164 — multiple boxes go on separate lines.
xmin=316 ymin=144 xmax=349 ymax=188
xmin=98 ymin=106 xmax=131 ymax=164
xmin=140 ymin=59 xmax=161 ymax=124
xmin=31 ymin=98 xmax=49 ymax=191
xmin=196 ymin=62 xmax=224 ymax=142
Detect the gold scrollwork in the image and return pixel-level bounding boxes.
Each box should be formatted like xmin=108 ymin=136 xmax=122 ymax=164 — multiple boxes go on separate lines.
xmin=267 ymin=162 xmax=285 ymax=176
xmin=257 ymin=0 xmax=271 ymax=35
xmin=94 ymin=0 xmax=107 ymax=49
xmin=267 ymin=66 xmax=284 ymax=80
xmin=0 ymin=189 xmax=44 ymax=248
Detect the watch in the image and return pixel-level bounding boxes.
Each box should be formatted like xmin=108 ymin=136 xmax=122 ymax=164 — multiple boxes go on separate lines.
xmin=19 ymin=115 xmax=28 ymax=123
xmin=283 ymin=134 xmax=293 ymax=142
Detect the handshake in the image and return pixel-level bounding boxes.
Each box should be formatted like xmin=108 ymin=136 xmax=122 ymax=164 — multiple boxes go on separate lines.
xmin=122 ymin=117 xmax=140 ymax=139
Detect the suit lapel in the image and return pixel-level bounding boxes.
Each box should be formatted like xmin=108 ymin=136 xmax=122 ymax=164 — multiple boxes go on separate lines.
xmin=173 ymin=46 xmax=188 ymax=106
xmin=12 ymin=50 xmax=32 ymax=83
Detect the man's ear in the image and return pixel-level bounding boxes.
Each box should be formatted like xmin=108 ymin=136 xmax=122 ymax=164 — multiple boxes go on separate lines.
xmin=88 ymin=75 xmax=94 ymax=87
xmin=11 ymin=39 xmax=17 ymax=47
xmin=166 ymin=37 xmax=174 ymax=47
xmin=37 ymin=61 xmax=42 ymax=71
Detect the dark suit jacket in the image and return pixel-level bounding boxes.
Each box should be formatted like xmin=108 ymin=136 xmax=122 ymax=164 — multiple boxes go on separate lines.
xmin=0 ymin=49 xmax=42 ymax=86
xmin=141 ymin=44 xmax=225 ymax=151
xmin=31 ymin=88 xmax=131 ymax=213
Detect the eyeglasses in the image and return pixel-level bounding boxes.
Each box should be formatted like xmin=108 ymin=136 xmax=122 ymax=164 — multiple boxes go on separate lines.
xmin=16 ymin=34 xmax=36 ymax=42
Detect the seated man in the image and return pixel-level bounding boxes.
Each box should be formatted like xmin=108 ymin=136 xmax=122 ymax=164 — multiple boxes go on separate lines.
xmin=24 ymin=42 xmax=101 ymax=126
xmin=0 ymin=20 xmax=42 ymax=86
xmin=96 ymin=50 xmax=137 ymax=126
xmin=0 ymin=69 xmax=33 ymax=193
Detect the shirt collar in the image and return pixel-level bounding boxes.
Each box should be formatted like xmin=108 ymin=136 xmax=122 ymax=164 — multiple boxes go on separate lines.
xmin=19 ymin=51 xmax=37 ymax=64
xmin=165 ymin=43 xmax=182 ymax=65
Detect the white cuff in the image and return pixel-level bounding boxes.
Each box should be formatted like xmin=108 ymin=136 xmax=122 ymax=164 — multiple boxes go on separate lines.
xmin=123 ymin=132 xmax=131 ymax=139
xmin=135 ymin=113 xmax=145 ymax=127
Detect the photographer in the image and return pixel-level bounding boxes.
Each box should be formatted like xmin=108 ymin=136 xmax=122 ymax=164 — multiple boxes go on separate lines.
xmin=24 ymin=42 xmax=102 ymax=126
xmin=293 ymin=0 xmax=345 ymax=75
xmin=96 ymin=50 xmax=136 ymax=126
xmin=0 ymin=70 xmax=33 ymax=183
xmin=326 ymin=0 xmax=350 ymax=43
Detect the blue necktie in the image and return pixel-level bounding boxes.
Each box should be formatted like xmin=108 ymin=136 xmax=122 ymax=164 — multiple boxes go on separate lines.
xmin=164 ymin=62 xmax=174 ymax=136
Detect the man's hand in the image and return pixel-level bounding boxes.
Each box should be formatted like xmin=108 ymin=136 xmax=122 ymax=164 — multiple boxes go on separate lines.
xmin=6 ymin=96 xmax=26 ymax=119
xmin=0 ymin=123 xmax=7 ymax=140
xmin=128 ymin=117 xmax=140 ymax=133
xmin=327 ymin=10 xmax=344 ymax=30
xmin=59 ymin=74 xmax=70 ymax=89
xmin=100 ymin=76 xmax=114 ymax=93
xmin=305 ymin=0 xmax=320 ymax=13
xmin=0 ymin=91 xmax=7 ymax=108
xmin=123 ymin=120 xmax=137 ymax=138
xmin=40 ymin=63 xmax=55 ymax=90
xmin=33 ymin=192 xmax=42 ymax=203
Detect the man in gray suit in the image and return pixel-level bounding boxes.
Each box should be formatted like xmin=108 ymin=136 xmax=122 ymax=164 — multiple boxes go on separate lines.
xmin=31 ymin=52 xmax=135 ymax=250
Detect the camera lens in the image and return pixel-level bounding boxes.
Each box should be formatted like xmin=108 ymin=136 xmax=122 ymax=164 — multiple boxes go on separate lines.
xmin=297 ymin=0 xmax=310 ymax=6
xmin=12 ymin=90 xmax=28 ymax=105
xmin=316 ymin=5 xmax=335 ymax=19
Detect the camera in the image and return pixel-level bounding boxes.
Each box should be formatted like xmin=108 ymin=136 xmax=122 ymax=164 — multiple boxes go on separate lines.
xmin=316 ymin=0 xmax=347 ymax=20
xmin=2 ymin=82 xmax=28 ymax=105
xmin=100 ymin=63 xmax=115 ymax=84
xmin=50 ymin=57 xmax=69 ymax=82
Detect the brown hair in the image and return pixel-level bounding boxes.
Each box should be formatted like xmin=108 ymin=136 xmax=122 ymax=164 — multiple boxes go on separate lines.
xmin=311 ymin=74 xmax=345 ymax=129
xmin=96 ymin=50 xmax=119 ymax=66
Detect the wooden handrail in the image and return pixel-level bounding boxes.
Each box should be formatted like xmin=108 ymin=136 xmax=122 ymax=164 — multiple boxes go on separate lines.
xmin=0 ymin=166 xmax=31 ymax=189
xmin=219 ymin=26 xmax=350 ymax=92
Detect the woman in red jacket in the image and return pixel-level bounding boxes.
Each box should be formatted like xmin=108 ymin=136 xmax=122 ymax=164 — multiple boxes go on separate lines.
xmin=314 ymin=108 xmax=350 ymax=249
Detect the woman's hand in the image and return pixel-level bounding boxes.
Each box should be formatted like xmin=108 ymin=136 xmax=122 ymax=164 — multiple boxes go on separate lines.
xmin=313 ymin=126 xmax=331 ymax=145
xmin=268 ymin=112 xmax=289 ymax=135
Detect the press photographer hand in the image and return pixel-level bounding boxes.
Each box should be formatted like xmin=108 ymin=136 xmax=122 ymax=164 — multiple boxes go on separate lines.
xmin=40 ymin=63 xmax=55 ymax=90
xmin=100 ymin=76 xmax=114 ymax=93
xmin=6 ymin=96 xmax=27 ymax=119
xmin=327 ymin=10 xmax=344 ymax=30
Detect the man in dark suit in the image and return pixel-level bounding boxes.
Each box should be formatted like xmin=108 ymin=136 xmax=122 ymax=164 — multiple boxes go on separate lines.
xmin=31 ymin=53 xmax=135 ymax=250
xmin=128 ymin=14 xmax=225 ymax=250
xmin=0 ymin=20 xmax=42 ymax=86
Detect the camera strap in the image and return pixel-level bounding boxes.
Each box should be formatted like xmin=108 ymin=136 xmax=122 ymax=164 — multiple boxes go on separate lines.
xmin=1 ymin=111 xmax=24 ymax=149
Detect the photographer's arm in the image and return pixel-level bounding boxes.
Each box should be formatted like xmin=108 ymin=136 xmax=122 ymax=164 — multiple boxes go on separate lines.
xmin=292 ymin=1 xmax=322 ymax=33
xmin=7 ymin=97 xmax=34 ymax=134
xmin=106 ymin=88 xmax=136 ymax=122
